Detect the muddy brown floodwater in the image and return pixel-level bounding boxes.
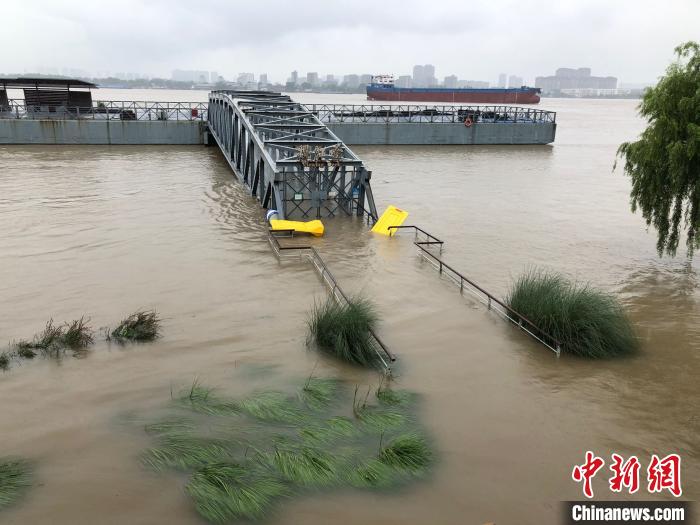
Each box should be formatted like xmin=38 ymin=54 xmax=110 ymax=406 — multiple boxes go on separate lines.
xmin=0 ymin=96 xmax=698 ymax=525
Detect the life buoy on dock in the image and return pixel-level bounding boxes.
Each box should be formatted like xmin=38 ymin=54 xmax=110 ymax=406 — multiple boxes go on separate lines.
xmin=464 ymin=117 xmax=473 ymax=127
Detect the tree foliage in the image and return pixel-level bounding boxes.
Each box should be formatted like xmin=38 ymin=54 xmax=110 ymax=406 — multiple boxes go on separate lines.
xmin=616 ymin=41 xmax=700 ymax=257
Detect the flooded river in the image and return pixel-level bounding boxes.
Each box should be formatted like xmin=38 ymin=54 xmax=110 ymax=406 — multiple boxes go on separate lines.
xmin=0 ymin=93 xmax=698 ymax=524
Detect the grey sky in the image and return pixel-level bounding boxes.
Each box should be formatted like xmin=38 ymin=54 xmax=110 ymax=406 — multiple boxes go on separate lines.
xmin=3 ymin=0 xmax=698 ymax=83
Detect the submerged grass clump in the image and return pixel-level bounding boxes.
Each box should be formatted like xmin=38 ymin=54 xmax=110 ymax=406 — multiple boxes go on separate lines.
xmin=307 ymin=297 xmax=381 ymax=367
xmin=62 ymin=317 xmax=94 ymax=349
xmin=141 ymin=374 xmax=432 ymax=523
xmin=110 ymin=310 xmax=160 ymax=342
xmin=2 ymin=311 xmax=163 ymax=372
xmin=187 ymin=463 xmax=289 ymax=523
xmin=505 ymin=269 xmax=639 ymax=358
xmin=379 ymin=433 xmax=432 ymax=473
xmin=34 ymin=319 xmax=65 ymax=354
xmin=0 ymin=458 xmax=32 ymax=510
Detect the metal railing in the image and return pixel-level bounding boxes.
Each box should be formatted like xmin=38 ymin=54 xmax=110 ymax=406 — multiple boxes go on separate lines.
xmin=0 ymin=99 xmax=208 ymax=121
xmin=389 ymin=225 xmax=562 ymax=355
xmin=307 ymin=104 xmax=556 ymax=124
xmin=268 ymin=229 xmax=395 ymax=369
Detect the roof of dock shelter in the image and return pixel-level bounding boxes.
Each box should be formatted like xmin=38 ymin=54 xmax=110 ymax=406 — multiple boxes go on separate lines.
xmin=0 ymin=77 xmax=97 ymax=89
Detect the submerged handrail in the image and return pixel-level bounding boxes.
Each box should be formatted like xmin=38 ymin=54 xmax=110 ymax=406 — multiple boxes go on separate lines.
xmin=388 ymin=225 xmax=562 ymax=355
xmin=268 ymin=229 xmax=395 ymax=368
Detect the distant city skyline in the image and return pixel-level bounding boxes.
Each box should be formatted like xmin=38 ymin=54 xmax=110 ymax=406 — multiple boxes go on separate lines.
xmin=2 ymin=0 xmax=698 ymax=86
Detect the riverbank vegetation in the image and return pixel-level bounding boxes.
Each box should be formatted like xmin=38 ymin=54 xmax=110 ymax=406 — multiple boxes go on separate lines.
xmin=1 ymin=310 xmax=161 ymax=372
xmin=307 ymin=297 xmax=382 ymax=367
xmin=141 ymin=374 xmax=432 ymax=523
xmin=109 ymin=310 xmax=160 ymax=342
xmin=0 ymin=458 xmax=32 ymax=511
xmin=506 ymin=269 xmax=638 ymax=358
xmin=616 ymin=41 xmax=700 ymax=257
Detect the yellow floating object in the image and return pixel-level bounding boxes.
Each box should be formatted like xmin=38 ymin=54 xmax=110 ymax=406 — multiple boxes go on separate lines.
xmin=371 ymin=205 xmax=409 ymax=236
xmin=270 ymin=219 xmax=325 ymax=237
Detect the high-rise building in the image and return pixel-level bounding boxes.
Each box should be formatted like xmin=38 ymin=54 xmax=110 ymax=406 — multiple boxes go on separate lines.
xmin=535 ymin=67 xmax=617 ymax=94
xmin=259 ymin=73 xmax=269 ymax=86
xmin=424 ymin=64 xmax=436 ymax=87
xmin=306 ymin=72 xmax=319 ymax=87
xmin=171 ymin=69 xmax=210 ymax=83
xmin=413 ymin=64 xmax=437 ymax=87
xmin=359 ymin=74 xmax=372 ymax=85
xmin=443 ymin=75 xmax=458 ymax=88
xmin=395 ymin=75 xmax=412 ymax=88
xmin=508 ymin=75 xmax=523 ymax=88
xmin=290 ymin=70 xmax=299 ymax=85
xmin=412 ymin=65 xmax=425 ymax=87
xmin=342 ymin=74 xmax=360 ymax=88
xmin=498 ymin=73 xmax=507 ymax=88
xmin=237 ymin=73 xmax=255 ymax=85
xmin=210 ymin=71 xmax=219 ymax=83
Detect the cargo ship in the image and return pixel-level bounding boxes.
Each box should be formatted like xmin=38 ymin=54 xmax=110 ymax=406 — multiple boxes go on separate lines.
xmin=366 ymin=75 xmax=541 ymax=104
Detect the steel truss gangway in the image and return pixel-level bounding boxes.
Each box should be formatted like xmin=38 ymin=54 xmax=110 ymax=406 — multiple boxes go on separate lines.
xmin=208 ymin=90 xmax=378 ymax=221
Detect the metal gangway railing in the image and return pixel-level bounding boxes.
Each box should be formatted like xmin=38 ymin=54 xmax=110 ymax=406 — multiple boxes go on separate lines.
xmin=308 ymin=104 xmax=557 ymax=124
xmin=208 ymin=90 xmax=378 ymax=221
xmin=1 ymin=99 xmax=208 ymax=121
xmin=389 ymin=225 xmax=562 ymax=356
xmin=268 ymin=229 xmax=395 ymax=371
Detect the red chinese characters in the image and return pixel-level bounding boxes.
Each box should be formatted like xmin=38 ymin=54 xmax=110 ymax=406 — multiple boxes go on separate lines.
xmin=573 ymin=452 xmax=683 ymax=498
xmin=572 ymin=451 xmax=606 ymax=498
xmin=647 ymin=454 xmax=682 ymax=497
xmin=609 ymin=454 xmax=640 ymax=493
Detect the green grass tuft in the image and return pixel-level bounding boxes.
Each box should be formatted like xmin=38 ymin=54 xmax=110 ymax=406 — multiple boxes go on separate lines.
xmin=186 ymin=462 xmax=289 ymax=522
xmin=300 ymin=416 xmax=359 ymax=445
xmin=0 ymin=353 xmax=8 ymax=371
xmin=376 ymin=387 xmax=413 ymax=407
xmin=258 ymin=446 xmax=339 ymax=487
xmin=307 ymin=297 xmax=381 ymax=367
xmin=15 ymin=343 xmax=36 ymax=359
xmin=299 ymin=377 xmax=338 ymax=409
xmin=62 ymin=317 xmax=94 ymax=349
xmin=357 ymin=409 xmax=408 ymax=433
xmin=110 ymin=310 xmax=160 ymax=342
xmin=142 ymin=434 xmax=232 ymax=471
xmin=35 ymin=319 xmax=65 ymax=354
xmin=145 ymin=418 xmax=195 ymax=436
xmin=0 ymin=458 xmax=32 ymax=510
xmin=239 ymin=392 xmax=303 ymax=424
xmin=505 ymin=269 xmax=639 ymax=358
xmin=347 ymin=458 xmax=396 ymax=489
xmin=178 ymin=380 xmax=239 ymax=415
xmin=379 ymin=433 xmax=432 ymax=473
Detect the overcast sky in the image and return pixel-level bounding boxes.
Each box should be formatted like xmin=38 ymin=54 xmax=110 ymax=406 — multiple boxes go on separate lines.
xmin=2 ymin=0 xmax=698 ymax=84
